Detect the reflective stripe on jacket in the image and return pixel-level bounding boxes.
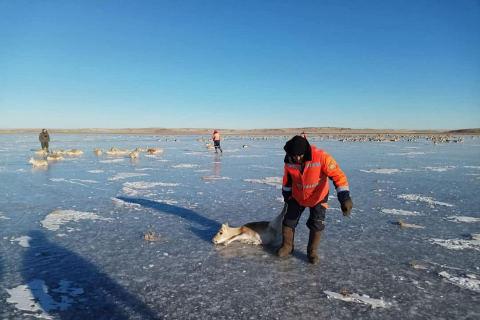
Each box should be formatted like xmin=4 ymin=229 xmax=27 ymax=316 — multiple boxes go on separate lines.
xmin=282 ymin=146 xmax=349 ymax=207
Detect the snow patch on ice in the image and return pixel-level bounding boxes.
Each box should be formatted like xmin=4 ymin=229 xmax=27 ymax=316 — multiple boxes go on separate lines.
xmin=381 ymin=209 xmax=422 ymax=216
xmin=194 ymin=169 xmax=211 ymax=172
xmin=172 ymin=164 xmax=199 ymax=168
xmin=387 ymin=152 xmax=425 ymax=156
xmin=201 ymin=176 xmax=231 ymax=180
xmin=439 ymin=272 xmax=480 ymax=293
xmin=122 ymin=187 xmax=141 ymax=196
xmin=423 ymin=166 xmax=455 ymax=172
xmin=112 ymin=197 xmax=142 ymax=211
xmin=229 ymin=155 xmax=266 ymax=158
xmin=135 ymin=168 xmax=156 ymax=171
xmin=41 ymin=210 xmax=113 ymax=231
xmin=244 ymin=177 xmax=282 ymax=189
xmin=99 ymin=159 xmax=125 ymax=163
xmin=250 ymin=165 xmax=276 ymax=169
xmin=10 ymin=236 xmax=32 ymax=247
xmin=0 ymin=211 xmax=10 ymax=219
xmin=446 ymin=216 xmax=480 ymax=223
xmin=429 ymin=238 xmax=480 ymax=251
xmin=6 ymin=279 xmax=83 ymax=319
xmin=183 ymin=152 xmax=206 ymax=155
xmin=152 ymin=199 xmax=179 ymax=205
xmin=359 ymin=169 xmax=401 ymax=174
xmin=87 ymin=170 xmax=104 ymax=173
xmin=464 ymin=166 xmax=480 ymax=169
xmin=324 ymin=291 xmax=392 ymax=309
xmin=397 ymin=194 xmax=453 ymax=207
xmin=108 ymin=173 xmax=149 ymax=181
xmin=123 ymin=181 xmax=180 ymax=189
xmin=71 ymin=179 xmax=98 ymax=183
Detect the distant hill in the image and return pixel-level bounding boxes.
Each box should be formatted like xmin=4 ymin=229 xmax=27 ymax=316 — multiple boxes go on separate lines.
xmin=0 ymin=127 xmax=479 ymax=135
xmin=447 ymin=128 xmax=480 ymax=134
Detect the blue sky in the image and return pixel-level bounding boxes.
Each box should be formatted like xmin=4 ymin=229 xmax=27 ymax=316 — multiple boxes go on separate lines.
xmin=1 ymin=0 xmax=479 ymax=129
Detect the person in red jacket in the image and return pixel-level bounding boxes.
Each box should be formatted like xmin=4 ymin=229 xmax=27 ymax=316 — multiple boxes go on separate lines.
xmin=278 ymin=135 xmax=353 ymax=264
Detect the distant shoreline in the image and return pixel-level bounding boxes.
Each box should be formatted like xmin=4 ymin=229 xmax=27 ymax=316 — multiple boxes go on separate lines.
xmin=0 ymin=127 xmax=479 ymax=135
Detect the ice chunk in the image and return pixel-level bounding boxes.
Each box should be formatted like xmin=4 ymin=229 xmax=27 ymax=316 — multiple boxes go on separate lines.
xmin=381 ymin=209 xmax=422 ymax=216
xmin=446 ymin=216 xmax=480 ymax=223
xmin=397 ymin=194 xmax=453 ymax=207
xmin=430 ymin=238 xmax=480 ymax=251
xmin=324 ymin=290 xmax=392 ymax=309
xmin=439 ymin=272 xmax=480 ymax=293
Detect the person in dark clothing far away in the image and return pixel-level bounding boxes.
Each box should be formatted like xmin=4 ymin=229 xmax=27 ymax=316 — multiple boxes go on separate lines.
xmin=39 ymin=129 xmax=50 ymax=153
xmin=212 ymin=130 xmax=223 ymax=153
xmin=279 ymin=135 xmax=353 ymax=264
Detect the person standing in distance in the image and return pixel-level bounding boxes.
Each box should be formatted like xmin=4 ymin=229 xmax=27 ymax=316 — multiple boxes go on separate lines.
xmin=279 ymin=135 xmax=353 ymax=264
xmin=212 ymin=130 xmax=222 ymax=153
xmin=39 ymin=129 xmax=50 ymax=153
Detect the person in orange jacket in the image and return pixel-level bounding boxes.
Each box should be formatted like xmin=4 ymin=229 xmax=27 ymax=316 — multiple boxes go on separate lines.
xmin=278 ymin=135 xmax=353 ymax=264
xmin=212 ymin=130 xmax=222 ymax=153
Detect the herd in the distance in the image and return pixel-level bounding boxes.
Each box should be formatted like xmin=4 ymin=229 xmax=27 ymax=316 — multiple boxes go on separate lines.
xmin=28 ymin=134 xmax=474 ymax=167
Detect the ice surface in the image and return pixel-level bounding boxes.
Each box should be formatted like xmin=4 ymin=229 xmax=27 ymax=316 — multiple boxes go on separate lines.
xmin=1 ymin=133 xmax=479 ymax=319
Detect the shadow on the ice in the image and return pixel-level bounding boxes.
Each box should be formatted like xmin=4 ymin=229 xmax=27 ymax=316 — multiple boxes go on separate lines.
xmin=116 ymin=196 xmax=221 ymax=242
xmin=22 ymin=230 xmax=159 ymax=320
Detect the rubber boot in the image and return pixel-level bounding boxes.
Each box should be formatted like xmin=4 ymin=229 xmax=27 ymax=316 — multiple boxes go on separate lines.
xmin=277 ymin=226 xmax=294 ymax=257
xmin=307 ymin=230 xmax=323 ymax=264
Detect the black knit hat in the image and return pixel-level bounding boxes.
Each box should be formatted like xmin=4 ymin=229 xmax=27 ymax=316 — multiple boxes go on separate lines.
xmin=284 ymin=136 xmax=308 ymax=156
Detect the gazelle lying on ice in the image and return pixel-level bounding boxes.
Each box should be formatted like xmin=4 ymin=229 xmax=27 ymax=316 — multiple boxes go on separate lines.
xmin=29 ymin=157 xmax=48 ymax=167
xmin=47 ymin=154 xmax=64 ymax=161
xmin=212 ymin=203 xmax=287 ymax=247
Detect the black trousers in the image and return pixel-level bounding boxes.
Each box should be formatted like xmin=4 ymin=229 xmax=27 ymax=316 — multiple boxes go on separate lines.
xmin=41 ymin=142 xmax=49 ymax=149
xmin=283 ymin=198 xmax=326 ymax=232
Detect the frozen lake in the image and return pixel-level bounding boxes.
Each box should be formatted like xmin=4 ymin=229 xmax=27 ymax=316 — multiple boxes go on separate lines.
xmin=0 ymin=133 xmax=479 ymax=319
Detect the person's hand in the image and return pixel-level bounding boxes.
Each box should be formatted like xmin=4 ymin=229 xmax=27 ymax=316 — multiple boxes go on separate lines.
xmin=282 ymin=190 xmax=292 ymax=203
xmin=341 ymin=199 xmax=353 ymax=216
xmin=337 ymin=190 xmax=352 ymax=216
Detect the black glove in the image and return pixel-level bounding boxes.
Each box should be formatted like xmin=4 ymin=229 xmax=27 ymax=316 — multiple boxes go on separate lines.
xmin=338 ymin=191 xmax=353 ymax=216
xmin=282 ymin=190 xmax=292 ymax=203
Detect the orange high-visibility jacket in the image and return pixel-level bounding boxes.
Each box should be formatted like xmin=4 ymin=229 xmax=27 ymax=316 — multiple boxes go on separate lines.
xmin=212 ymin=133 xmax=220 ymax=141
xmin=282 ymin=146 xmax=349 ymax=208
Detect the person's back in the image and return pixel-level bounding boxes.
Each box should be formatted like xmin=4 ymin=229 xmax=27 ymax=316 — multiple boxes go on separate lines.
xmin=39 ymin=129 xmax=50 ymax=152
xmin=212 ymin=130 xmax=222 ymax=153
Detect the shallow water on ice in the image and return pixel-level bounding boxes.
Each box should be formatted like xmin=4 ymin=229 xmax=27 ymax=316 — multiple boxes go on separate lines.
xmin=0 ymin=134 xmax=479 ymax=319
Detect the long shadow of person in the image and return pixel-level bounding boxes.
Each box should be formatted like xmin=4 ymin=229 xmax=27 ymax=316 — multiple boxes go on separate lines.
xmin=20 ymin=230 xmax=160 ymax=320
xmin=116 ymin=197 xmax=221 ymax=242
